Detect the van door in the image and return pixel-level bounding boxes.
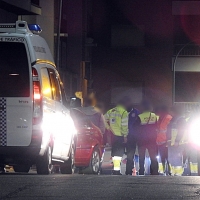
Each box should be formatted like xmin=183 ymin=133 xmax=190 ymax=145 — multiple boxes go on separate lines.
xmin=48 ymin=68 xmax=64 ymax=159
xmin=40 ymin=67 xmax=55 ymax=149
xmin=59 ymin=80 xmax=73 ymax=158
xmin=0 ymin=41 xmax=32 ymax=146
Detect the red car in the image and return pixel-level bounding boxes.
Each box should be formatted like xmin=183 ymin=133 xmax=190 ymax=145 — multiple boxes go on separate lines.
xmin=71 ymin=108 xmax=105 ymax=174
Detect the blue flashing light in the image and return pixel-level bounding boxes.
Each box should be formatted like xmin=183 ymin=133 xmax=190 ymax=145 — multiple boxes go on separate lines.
xmin=28 ymin=24 xmax=42 ymax=33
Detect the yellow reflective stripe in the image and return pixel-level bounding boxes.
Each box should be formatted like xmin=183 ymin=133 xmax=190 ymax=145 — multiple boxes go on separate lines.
xmin=171 ymin=129 xmax=177 ymax=146
xmin=113 ymin=157 xmax=122 ymax=171
xmin=171 ymin=166 xmax=184 ymax=176
xmin=122 ymin=118 xmax=128 ymax=122
xmin=36 ymin=59 xmax=56 ymax=68
xmin=179 ymin=130 xmax=188 ymax=144
xmin=109 ymin=113 xmax=121 ymax=117
xmin=190 ymin=162 xmax=198 ymax=173
xmin=141 ymin=121 xmax=156 ymax=125
xmin=158 ymin=163 xmax=164 ymax=173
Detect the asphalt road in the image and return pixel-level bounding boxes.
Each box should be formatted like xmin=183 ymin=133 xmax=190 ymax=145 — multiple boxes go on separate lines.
xmin=0 ymin=174 xmax=200 ymax=200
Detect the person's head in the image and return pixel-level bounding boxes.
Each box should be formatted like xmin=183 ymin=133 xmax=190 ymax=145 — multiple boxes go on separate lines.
xmin=170 ymin=105 xmax=184 ymax=117
xmin=118 ymin=96 xmax=133 ymax=112
xmin=156 ymin=105 xmax=169 ymax=117
xmin=83 ymin=97 xmax=93 ymax=107
xmin=185 ymin=110 xmax=191 ymax=118
xmin=140 ymin=100 xmax=153 ymax=112
xmin=96 ymin=102 xmax=105 ymax=114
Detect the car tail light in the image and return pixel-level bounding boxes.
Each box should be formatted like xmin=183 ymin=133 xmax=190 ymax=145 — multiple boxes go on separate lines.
xmin=32 ymin=68 xmax=42 ymax=125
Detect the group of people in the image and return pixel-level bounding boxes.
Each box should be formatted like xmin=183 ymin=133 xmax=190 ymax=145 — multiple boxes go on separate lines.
xmin=70 ymin=95 xmax=200 ymax=176
xmin=104 ymin=96 xmax=200 ymax=176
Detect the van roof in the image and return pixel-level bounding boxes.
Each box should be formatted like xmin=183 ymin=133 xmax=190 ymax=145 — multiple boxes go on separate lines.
xmin=0 ymin=21 xmax=32 ymax=34
xmin=0 ymin=21 xmax=55 ymax=68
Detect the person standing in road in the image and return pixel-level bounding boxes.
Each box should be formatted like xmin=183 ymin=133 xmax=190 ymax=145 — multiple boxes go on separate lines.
xmin=156 ymin=106 xmax=172 ymax=175
xmin=167 ymin=106 xmax=186 ymax=176
xmin=182 ymin=110 xmax=199 ymax=176
xmin=105 ymin=97 xmax=128 ymax=175
xmin=123 ymin=97 xmax=140 ymax=175
xmin=136 ymin=100 xmax=159 ymax=175
xmin=72 ymin=97 xmax=106 ymax=134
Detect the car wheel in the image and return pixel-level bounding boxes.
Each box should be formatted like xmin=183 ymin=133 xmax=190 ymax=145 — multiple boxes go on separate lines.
xmin=81 ymin=147 xmax=101 ymax=174
xmin=60 ymin=146 xmax=75 ymax=174
xmin=36 ymin=146 xmax=53 ymax=175
xmin=13 ymin=165 xmax=30 ymax=173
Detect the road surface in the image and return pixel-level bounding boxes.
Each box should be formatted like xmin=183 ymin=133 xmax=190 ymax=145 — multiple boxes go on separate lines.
xmin=0 ymin=174 xmax=200 ymax=200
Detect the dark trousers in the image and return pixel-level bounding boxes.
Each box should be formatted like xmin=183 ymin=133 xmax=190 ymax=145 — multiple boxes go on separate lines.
xmin=126 ymin=137 xmax=137 ymax=175
xmin=138 ymin=143 xmax=159 ymax=175
xmin=158 ymin=144 xmax=170 ymax=174
xmin=111 ymin=135 xmax=124 ymax=157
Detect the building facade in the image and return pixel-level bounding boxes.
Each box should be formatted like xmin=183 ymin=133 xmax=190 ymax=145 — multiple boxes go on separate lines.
xmin=91 ymin=0 xmax=200 ymax=107
xmin=0 ymin=0 xmax=94 ymax=99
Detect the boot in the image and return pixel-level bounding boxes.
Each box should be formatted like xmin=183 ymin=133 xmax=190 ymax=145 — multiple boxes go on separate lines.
xmin=112 ymin=170 xmax=122 ymax=175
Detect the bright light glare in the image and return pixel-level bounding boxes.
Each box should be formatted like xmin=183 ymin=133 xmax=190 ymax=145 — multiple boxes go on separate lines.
xmin=190 ymin=118 xmax=200 ymax=146
xmin=43 ymin=88 xmax=51 ymax=95
xmin=34 ymin=93 xmax=41 ymax=100
xmin=42 ymin=110 xmax=77 ymax=141
xmin=9 ymin=74 xmax=19 ymax=76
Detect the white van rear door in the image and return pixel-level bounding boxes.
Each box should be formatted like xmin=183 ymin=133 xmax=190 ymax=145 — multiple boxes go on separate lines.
xmin=0 ymin=40 xmax=32 ymax=147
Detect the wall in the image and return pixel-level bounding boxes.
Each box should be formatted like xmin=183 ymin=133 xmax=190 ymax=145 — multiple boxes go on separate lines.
xmin=22 ymin=0 xmax=54 ymax=56
xmin=93 ymin=42 xmax=173 ymax=107
xmin=92 ymin=0 xmax=173 ymax=107
xmin=0 ymin=8 xmax=17 ymax=23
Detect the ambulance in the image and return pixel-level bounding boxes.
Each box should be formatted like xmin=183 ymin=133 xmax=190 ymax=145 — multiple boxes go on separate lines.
xmin=0 ymin=21 xmax=76 ymax=174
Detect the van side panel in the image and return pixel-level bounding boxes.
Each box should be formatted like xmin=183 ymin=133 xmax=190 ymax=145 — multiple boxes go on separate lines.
xmin=0 ymin=38 xmax=33 ymax=147
xmin=6 ymin=98 xmax=32 ymax=146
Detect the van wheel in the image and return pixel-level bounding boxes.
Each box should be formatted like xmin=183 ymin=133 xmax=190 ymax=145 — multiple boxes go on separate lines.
xmin=60 ymin=146 xmax=75 ymax=174
xmin=36 ymin=146 xmax=53 ymax=175
xmin=13 ymin=165 xmax=30 ymax=173
xmin=80 ymin=147 xmax=100 ymax=174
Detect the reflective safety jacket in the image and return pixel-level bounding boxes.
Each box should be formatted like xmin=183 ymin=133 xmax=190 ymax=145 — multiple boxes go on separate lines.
xmin=156 ymin=114 xmax=172 ymax=145
xmin=179 ymin=117 xmax=190 ymax=145
xmin=105 ymin=105 xmax=128 ymax=137
xmin=167 ymin=116 xmax=186 ymax=146
xmin=138 ymin=112 xmax=157 ymax=125
xmin=136 ymin=112 xmax=158 ymax=144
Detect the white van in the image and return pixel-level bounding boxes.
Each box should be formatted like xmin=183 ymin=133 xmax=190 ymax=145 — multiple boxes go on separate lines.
xmin=0 ymin=21 xmax=76 ymax=174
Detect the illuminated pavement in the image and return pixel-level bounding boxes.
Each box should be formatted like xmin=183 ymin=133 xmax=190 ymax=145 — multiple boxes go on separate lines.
xmin=0 ymin=174 xmax=200 ymax=200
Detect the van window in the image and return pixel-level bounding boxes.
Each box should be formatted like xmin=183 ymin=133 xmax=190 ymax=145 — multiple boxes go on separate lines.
xmin=41 ymin=68 xmax=52 ymax=99
xmin=60 ymin=81 xmax=69 ymax=107
xmin=0 ymin=42 xmax=30 ymax=97
xmin=48 ymin=69 xmax=61 ymax=102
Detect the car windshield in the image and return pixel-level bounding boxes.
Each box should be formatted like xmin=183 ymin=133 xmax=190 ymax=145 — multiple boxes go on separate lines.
xmin=0 ymin=42 xmax=30 ymax=97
